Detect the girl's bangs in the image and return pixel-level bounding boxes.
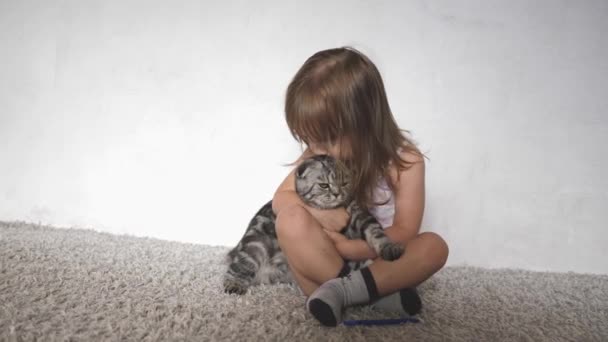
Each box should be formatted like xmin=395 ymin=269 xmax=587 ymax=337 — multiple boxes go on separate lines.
xmin=288 ymin=87 xmax=342 ymax=146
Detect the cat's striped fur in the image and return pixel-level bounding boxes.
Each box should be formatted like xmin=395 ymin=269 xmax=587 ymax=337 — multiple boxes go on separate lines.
xmin=223 ymin=155 xmax=404 ymax=295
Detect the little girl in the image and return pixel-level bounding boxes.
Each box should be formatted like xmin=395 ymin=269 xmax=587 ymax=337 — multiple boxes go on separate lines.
xmin=272 ymin=47 xmax=449 ymax=326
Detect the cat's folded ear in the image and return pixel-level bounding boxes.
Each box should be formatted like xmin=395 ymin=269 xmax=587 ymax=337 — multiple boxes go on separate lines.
xmin=296 ymin=159 xmax=312 ymax=178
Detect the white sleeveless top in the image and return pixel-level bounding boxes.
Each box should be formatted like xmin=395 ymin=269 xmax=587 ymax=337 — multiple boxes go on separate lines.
xmin=367 ymin=147 xmax=407 ymax=229
xmin=368 ymin=176 xmax=395 ymax=229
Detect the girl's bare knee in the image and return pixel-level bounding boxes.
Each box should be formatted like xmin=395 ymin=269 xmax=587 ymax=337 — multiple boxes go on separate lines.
xmin=418 ymin=231 xmax=449 ymax=269
xmin=275 ymin=205 xmax=312 ymax=241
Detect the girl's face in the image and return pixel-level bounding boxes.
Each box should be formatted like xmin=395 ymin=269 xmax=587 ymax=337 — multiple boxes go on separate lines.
xmin=308 ymin=137 xmax=352 ymax=160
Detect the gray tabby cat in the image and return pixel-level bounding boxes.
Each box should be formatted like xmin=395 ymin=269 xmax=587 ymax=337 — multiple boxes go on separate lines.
xmin=223 ymin=155 xmax=404 ymax=295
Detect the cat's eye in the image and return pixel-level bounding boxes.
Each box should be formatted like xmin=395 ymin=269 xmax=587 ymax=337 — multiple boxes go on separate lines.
xmin=319 ymin=183 xmax=329 ymax=189
xmin=342 ymin=182 xmax=349 ymax=187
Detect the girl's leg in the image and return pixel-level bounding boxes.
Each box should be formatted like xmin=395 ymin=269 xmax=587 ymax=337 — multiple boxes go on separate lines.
xmin=275 ymin=205 xmax=345 ymax=296
xmin=307 ymin=232 xmax=449 ymax=326
xmin=369 ymin=232 xmax=449 ymax=295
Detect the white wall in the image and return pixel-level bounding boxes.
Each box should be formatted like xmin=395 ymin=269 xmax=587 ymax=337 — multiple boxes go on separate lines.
xmin=1 ymin=0 xmax=607 ymax=274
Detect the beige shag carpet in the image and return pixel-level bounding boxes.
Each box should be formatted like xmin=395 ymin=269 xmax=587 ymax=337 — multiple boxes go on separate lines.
xmin=1 ymin=221 xmax=607 ymax=341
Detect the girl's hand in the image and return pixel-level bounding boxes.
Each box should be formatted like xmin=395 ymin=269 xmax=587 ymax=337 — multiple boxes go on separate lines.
xmin=307 ymin=206 xmax=350 ymax=232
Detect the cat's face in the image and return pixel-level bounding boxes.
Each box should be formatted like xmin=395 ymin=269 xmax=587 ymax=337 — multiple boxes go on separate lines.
xmin=295 ymin=155 xmax=352 ymax=209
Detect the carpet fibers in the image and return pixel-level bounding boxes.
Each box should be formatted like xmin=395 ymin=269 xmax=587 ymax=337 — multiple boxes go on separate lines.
xmin=1 ymin=221 xmax=607 ymax=341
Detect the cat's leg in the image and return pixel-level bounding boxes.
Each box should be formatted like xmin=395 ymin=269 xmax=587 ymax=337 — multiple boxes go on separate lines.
xmin=347 ymin=202 xmax=404 ymax=261
xmin=223 ymin=226 xmax=275 ymax=294
xmin=223 ymin=246 xmax=264 ymax=295
xmin=265 ymin=252 xmax=294 ymax=285
xmin=363 ymin=223 xmax=404 ymax=261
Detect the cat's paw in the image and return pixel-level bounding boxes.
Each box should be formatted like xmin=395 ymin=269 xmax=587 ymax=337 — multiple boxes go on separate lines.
xmin=379 ymin=242 xmax=404 ymax=261
xmin=223 ymin=277 xmax=249 ymax=295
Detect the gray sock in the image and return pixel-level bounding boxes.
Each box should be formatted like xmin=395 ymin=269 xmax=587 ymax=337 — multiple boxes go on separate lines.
xmin=306 ymin=269 xmax=374 ymax=326
xmin=371 ymin=287 xmax=422 ymax=316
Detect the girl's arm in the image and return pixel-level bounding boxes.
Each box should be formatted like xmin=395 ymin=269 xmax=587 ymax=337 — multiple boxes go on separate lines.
xmin=325 ymin=230 xmax=377 ymax=261
xmin=325 ymin=149 xmax=426 ymax=260
xmin=384 ymin=150 xmax=425 ymax=245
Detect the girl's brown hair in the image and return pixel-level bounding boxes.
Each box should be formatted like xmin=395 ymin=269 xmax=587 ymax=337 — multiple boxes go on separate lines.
xmin=285 ymin=46 xmax=426 ymax=209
